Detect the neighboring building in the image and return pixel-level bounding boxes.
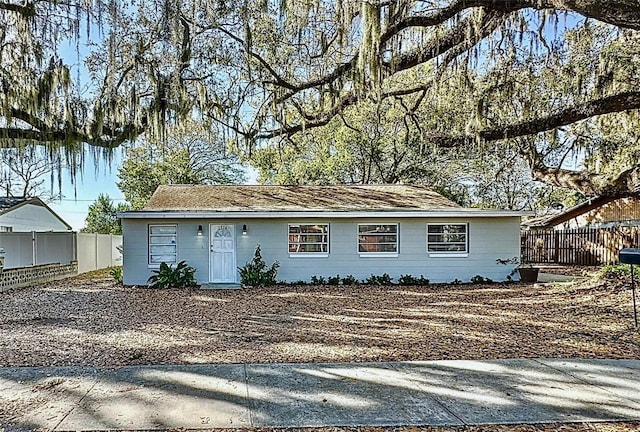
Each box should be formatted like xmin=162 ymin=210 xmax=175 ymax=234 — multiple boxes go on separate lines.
xmin=525 ymin=195 xmax=640 ymax=230
xmin=0 ymin=197 xmax=71 ymax=232
xmin=118 ymin=184 xmax=526 ymax=285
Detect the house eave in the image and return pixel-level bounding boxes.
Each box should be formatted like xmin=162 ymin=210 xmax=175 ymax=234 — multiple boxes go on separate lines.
xmin=118 ymin=209 xmax=531 ymax=219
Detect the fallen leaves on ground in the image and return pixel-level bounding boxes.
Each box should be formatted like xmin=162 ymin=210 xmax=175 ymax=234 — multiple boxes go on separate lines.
xmin=1 ymin=272 xmax=639 ymax=431
xmin=0 ymin=274 xmax=639 ymax=367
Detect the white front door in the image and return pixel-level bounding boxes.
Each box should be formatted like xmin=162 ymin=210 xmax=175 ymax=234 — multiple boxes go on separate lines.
xmin=210 ymin=224 xmax=236 ymax=283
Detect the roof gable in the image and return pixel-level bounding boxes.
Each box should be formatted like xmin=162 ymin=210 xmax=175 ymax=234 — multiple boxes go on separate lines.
xmin=0 ymin=196 xmax=72 ymax=230
xmin=144 ymin=184 xmax=461 ymax=212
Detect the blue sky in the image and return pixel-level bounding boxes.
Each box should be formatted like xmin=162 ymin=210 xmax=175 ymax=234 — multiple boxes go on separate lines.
xmin=46 ymin=149 xmax=257 ymax=231
xmin=47 ymin=151 xmax=126 ymax=231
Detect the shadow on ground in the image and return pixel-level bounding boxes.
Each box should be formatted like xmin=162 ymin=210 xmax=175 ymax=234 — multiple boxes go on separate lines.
xmin=1 ymin=359 xmax=640 ymax=431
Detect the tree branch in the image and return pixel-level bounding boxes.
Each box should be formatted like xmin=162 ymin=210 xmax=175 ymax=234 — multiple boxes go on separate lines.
xmin=0 ymin=120 xmax=146 ymax=150
xmin=424 ymin=91 xmax=640 ymax=148
xmin=385 ymin=9 xmax=508 ymax=72
xmin=381 ymin=1 xmax=530 ymax=46
xmin=0 ymin=1 xmax=36 ymax=17
xmin=383 ymin=0 xmax=640 ymax=33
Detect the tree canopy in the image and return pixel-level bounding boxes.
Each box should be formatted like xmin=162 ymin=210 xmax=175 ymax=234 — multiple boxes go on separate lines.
xmin=81 ymin=193 xmax=129 ymax=234
xmin=2 ymin=1 xmax=640 ymax=197
xmin=117 ymin=129 xmax=245 ymax=209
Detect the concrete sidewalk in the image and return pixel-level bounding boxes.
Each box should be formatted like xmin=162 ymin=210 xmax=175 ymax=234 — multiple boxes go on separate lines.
xmin=1 ymin=359 xmax=639 ymax=431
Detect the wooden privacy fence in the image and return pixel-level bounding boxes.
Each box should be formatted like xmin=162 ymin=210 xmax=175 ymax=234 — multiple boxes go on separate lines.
xmin=521 ymin=227 xmax=640 ymax=266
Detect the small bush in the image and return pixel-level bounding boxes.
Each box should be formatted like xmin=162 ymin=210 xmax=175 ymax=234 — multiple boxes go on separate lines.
xmin=147 ymin=261 xmax=198 ymax=289
xmin=310 ymin=275 xmax=326 ymax=285
xmin=109 ymin=266 xmax=123 ymax=283
xmin=470 ymin=275 xmax=494 ymax=284
xmin=451 ymin=278 xmax=463 ymax=285
xmin=327 ymin=274 xmax=341 ymax=285
xmin=238 ymin=245 xmax=279 ymax=287
xmin=599 ymin=264 xmax=640 ymax=279
xmin=341 ymin=275 xmax=359 ymax=285
xmin=397 ymin=274 xmax=430 ymax=286
xmin=365 ymin=273 xmax=393 ymax=285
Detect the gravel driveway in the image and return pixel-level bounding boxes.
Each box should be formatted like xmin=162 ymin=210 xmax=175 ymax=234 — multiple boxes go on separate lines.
xmin=1 ymin=272 xmax=638 ymax=368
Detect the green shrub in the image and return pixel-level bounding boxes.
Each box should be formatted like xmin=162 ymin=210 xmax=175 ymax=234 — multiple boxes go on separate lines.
xmin=147 ymin=261 xmax=198 ymax=289
xmin=109 ymin=266 xmax=123 ymax=283
xmin=341 ymin=275 xmax=359 ymax=285
xmin=310 ymin=275 xmax=326 ymax=285
xmin=365 ymin=273 xmax=393 ymax=285
xmin=238 ymin=245 xmax=279 ymax=287
xmin=451 ymin=278 xmax=463 ymax=285
xmin=470 ymin=275 xmax=494 ymax=284
xmin=327 ymin=274 xmax=341 ymax=285
xmin=397 ymin=274 xmax=430 ymax=286
xmin=599 ymin=264 xmax=640 ymax=279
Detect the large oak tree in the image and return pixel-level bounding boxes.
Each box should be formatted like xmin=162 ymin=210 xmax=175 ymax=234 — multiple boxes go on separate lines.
xmin=2 ymin=1 xmax=640 ymax=196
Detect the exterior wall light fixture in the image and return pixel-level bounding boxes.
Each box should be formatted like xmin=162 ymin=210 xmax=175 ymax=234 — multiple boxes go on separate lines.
xmin=242 ymin=224 xmax=248 ymax=235
xmin=197 ymin=225 xmax=203 ymax=236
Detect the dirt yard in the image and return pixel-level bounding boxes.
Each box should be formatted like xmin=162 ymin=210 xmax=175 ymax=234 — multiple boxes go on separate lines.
xmin=0 ymin=270 xmax=638 ymax=367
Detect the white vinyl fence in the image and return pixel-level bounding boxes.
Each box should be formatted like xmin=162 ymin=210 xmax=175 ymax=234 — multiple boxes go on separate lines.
xmin=0 ymin=232 xmax=122 ymax=273
xmin=76 ymin=233 xmax=123 ymax=273
xmin=0 ymin=232 xmax=75 ymax=269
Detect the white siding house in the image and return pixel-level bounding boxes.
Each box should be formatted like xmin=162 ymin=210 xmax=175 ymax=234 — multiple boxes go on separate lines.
xmin=119 ymin=185 xmax=525 ymax=285
xmin=0 ymin=197 xmax=71 ymax=232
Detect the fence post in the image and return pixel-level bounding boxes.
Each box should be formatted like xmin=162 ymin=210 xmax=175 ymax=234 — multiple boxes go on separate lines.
xmin=553 ymin=231 xmax=559 ymax=264
xmin=31 ymin=231 xmax=36 ymax=266
xmin=72 ymin=231 xmax=77 ymax=262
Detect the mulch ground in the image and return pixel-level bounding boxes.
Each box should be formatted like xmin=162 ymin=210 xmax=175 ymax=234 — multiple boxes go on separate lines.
xmin=536 ymin=265 xmax=602 ymax=277
xmin=0 ymin=270 xmax=638 ymax=367
xmin=1 ymin=269 xmax=639 ymax=431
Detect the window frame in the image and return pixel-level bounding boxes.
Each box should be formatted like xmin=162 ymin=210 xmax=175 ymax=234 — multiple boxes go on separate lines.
xmin=148 ymin=224 xmax=178 ymax=267
xmin=288 ymin=223 xmax=330 ymax=258
xmin=426 ymin=223 xmax=468 ymax=257
xmin=357 ymin=223 xmax=399 ymax=257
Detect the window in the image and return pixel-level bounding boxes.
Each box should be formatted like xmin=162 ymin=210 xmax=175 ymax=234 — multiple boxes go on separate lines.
xmin=358 ymin=224 xmax=398 ymax=255
xmin=0 ymin=226 xmax=12 ymax=232
xmin=149 ymin=224 xmax=177 ymax=265
xmin=288 ymin=224 xmax=329 ymax=254
xmin=427 ymin=223 xmax=468 ymax=253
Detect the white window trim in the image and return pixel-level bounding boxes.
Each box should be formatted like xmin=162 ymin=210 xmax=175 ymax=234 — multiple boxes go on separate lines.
xmin=426 ymin=223 xmax=468 ymax=257
xmin=359 ymin=252 xmax=400 ymax=258
xmin=357 ymin=223 xmax=399 ymax=257
xmin=289 ymin=252 xmax=330 ymax=258
xmin=148 ymin=224 xmax=178 ymax=268
xmin=428 ymin=252 xmax=469 ymax=258
xmin=288 ymin=223 xmax=330 ymax=257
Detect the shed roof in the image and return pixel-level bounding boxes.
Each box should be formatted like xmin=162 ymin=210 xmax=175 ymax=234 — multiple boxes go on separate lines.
xmin=144 ymin=184 xmax=462 ymax=212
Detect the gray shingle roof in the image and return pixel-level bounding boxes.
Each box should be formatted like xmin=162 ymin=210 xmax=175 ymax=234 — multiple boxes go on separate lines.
xmin=0 ymin=197 xmax=29 ymax=213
